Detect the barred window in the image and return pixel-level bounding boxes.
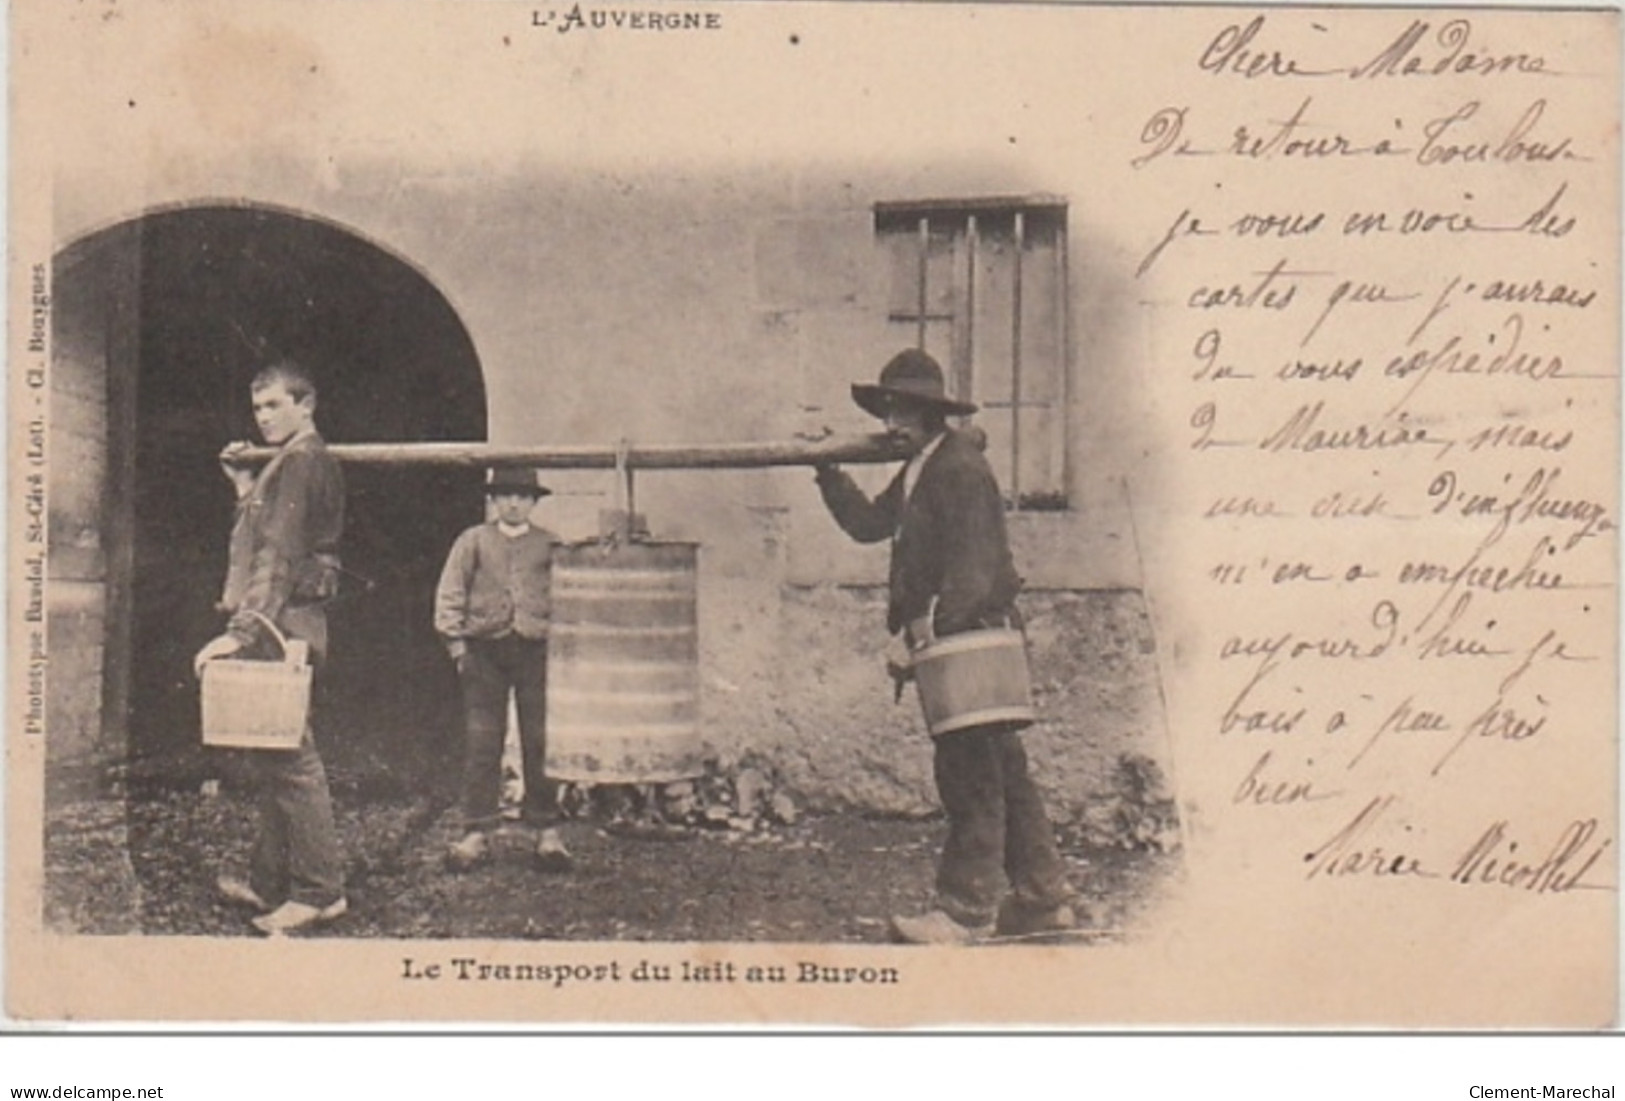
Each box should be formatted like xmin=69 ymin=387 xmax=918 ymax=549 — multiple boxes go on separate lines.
xmin=875 ymin=195 xmax=1070 ymax=510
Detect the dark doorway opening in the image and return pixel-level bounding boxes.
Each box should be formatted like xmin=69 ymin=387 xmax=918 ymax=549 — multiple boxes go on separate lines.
xmin=54 ymin=205 xmax=486 ymax=795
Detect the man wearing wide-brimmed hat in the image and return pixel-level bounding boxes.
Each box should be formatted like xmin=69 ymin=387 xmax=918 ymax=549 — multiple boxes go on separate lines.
xmin=435 ymin=467 xmax=571 ymax=872
xmin=814 ymin=348 xmax=1075 ymax=944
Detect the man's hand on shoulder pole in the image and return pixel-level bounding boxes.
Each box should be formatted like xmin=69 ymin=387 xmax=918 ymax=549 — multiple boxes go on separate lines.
xmin=218 ymin=440 xmax=258 ymax=498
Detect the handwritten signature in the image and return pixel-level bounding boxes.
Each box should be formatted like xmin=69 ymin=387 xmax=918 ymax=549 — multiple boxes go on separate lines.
xmin=1305 ymin=797 xmax=1612 ymax=893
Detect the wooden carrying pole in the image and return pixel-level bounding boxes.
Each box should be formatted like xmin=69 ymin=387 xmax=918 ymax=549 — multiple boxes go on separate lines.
xmin=223 ymin=433 xmax=912 ymax=470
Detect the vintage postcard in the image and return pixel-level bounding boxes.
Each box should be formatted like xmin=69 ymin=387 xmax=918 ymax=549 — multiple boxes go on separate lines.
xmin=6 ymin=0 xmax=1618 ymax=1025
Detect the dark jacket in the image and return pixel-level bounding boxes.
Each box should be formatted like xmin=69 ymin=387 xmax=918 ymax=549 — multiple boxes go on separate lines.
xmin=816 ymin=429 xmax=1020 ymax=637
xmin=219 ymin=430 xmax=344 ymax=652
xmin=434 ymin=522 xmax=557 ymax=643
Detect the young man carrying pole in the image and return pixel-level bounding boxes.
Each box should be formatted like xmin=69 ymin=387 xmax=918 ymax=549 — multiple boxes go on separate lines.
xmin=194 ymin=361 xmax=348 ymax=936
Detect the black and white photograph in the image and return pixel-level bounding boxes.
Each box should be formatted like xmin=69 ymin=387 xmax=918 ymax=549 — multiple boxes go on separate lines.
xmin=6 ymin=0 xmax=1618 ymax=1027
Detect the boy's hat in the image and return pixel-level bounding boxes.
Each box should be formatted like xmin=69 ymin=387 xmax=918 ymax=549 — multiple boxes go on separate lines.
xmin=851 ymin=348 xmax=978 ymax=419
xmin=485 ymin=467 xmax=551 ymax=498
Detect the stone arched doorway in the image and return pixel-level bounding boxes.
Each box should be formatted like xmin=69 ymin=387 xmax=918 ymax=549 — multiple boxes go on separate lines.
xmin=51 ymin=204 xmax=487 ymax=793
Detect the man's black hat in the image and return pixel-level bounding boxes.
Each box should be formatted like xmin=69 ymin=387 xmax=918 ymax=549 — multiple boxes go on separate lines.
xmin=851 ymin=348 xmax=978 ymax=419
xmin=485 ymin=467 xmax=551 ymax=498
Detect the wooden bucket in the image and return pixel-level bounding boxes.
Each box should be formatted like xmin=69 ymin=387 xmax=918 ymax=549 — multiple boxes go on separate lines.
xmin=200 ymin=612 xmax=311 ymax=750
xmin=911 ymin=628 xmax=1036 ymax=737
xmin=545 ymin=540 xmax=704 ymax=783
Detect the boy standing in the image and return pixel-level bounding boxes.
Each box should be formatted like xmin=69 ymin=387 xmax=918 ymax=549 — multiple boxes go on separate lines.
xmin=434 ymin=468 xmax=571 ymax=871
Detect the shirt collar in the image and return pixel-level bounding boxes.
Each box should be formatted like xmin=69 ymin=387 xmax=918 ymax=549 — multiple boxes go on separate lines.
xmin=496 ymin=520 xmax=532 ymax=539
xmin=903 ymin=431 xmax=948 ymax=503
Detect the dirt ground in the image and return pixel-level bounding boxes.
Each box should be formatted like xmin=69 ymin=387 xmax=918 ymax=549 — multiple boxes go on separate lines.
xmin=44 ymin=765 xmax=1180 ymax=943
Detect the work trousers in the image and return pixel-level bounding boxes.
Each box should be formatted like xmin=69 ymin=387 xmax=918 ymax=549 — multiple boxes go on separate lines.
xmin=247 ymin=732 xmax=345 ymax=908
xmin=458 ymin=636 xmax=554 ymax=831
xmin=244 ymin=604 xmax=344 ymax=908
xmin=932 ymin=723 xmax=1071 ymax=928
